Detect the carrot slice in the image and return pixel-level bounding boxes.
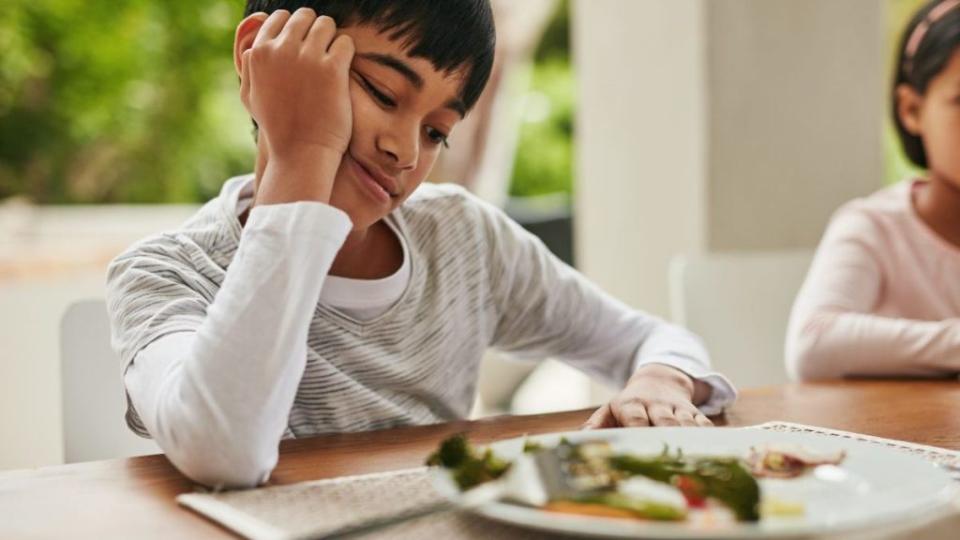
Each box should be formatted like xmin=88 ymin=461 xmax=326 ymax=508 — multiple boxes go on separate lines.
xmin=542 ymin=501 xmax=645 ymax=521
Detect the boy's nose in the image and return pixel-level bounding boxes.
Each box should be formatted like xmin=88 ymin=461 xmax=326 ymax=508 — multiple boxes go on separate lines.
xmin=377 ymin=132 xmax=418 ymax=171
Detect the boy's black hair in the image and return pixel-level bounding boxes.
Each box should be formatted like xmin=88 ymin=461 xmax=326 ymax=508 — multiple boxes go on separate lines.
xmin=244 ymin=0 xmax=496 ymax=113
xmin=893 ymin=1 xmax=960 ymax=168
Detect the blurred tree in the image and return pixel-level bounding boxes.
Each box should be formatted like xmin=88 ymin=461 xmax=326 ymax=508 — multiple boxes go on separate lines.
xmin=885 ymin=0 xmax=928 ymax=185
xmin=508 ymin=0 xmax=574 ymax=198
xmin=0 ymin=0 xmax=254 ymax=204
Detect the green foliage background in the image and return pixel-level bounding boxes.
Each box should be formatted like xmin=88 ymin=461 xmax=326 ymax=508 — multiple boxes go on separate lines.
xmin=508 ymin=0 xmax=574 ymax=198
xmin=885 ymin=0 xmax=931 ymax=184
xmin=0 ymin=0 xmax=574 ymax=204
xmin=0 ymin=0 xmax=254 ymax=204
xmin=0 ymin=0 xmax=919 ymax=202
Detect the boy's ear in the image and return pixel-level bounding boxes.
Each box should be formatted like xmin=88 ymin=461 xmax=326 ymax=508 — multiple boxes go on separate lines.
xmin=234 ymin=12 xmax=269 ymax=77
xmin=896 ymin=83 xmax=924 ymax=136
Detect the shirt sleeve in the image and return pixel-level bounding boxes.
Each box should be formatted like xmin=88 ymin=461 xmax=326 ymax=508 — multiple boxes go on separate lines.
xmin=479 ymin=198 xmax=736 ymax=414
xmin=107 ymin=201 xmax=351 ymax=489
xmin=786 ymin=208 xmax=960 ymax=380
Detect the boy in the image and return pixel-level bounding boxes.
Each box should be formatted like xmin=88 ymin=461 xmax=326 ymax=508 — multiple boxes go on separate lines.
xmin=107 ymin=0 xmax=735 ymax=489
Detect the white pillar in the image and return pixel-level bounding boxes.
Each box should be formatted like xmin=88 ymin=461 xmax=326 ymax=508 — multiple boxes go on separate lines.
xmin=573 ymin=0 xmax=708 ymax=317
xmin=574 ymin=0 xmax=885 ymax=316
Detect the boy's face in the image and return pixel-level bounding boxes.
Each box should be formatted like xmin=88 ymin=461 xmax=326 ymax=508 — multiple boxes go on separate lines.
xmin=253 ymin=22 xmax=467 ymax=230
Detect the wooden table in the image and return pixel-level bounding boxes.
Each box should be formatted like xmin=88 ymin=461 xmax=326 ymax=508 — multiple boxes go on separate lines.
xmin=2 ymin=380 xmax=959 ymax=539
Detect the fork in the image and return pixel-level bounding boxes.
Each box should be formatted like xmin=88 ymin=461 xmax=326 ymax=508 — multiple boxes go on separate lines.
xmin=298 ymin=448 xmax=585 ymax=540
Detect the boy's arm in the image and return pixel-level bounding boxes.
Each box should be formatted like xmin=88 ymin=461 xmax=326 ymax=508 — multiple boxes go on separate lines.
xmin=483 ymin=199 xmax=735 ymax=427
xmin=116 ymin=202 xmax=350 ymax=489
xmin=110 ymin=9 xmax=356 ymax=488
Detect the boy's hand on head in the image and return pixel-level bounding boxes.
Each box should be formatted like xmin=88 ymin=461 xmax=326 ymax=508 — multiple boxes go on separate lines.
xmin=581 ymin=364 xmax=714 ymax=429
xmin=241 ymin=8 xmax=354 ymax=204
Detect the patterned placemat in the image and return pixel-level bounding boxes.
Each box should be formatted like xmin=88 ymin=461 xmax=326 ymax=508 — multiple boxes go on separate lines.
xmin=177 ymin=422 xmax=960 ymax=540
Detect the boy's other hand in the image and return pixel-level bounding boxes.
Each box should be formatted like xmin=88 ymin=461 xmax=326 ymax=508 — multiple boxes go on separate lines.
xmin=240 ymin=8 xmax=354 ymax=204
xmin=581 ymin=364 xmax=714 ymax=429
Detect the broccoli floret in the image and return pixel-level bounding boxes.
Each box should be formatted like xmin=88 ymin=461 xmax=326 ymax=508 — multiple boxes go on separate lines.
xmin=523 ymin=439 xmax=544 ymax=453
xmin=426 ymin=433 xmax=471 ymax=469
xmin=427 ymin=434 xmax=511 ymax=490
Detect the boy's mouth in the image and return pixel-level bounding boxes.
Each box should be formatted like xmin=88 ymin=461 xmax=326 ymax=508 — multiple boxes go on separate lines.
xmin=347 ymin=153 xmax=401 ymax=201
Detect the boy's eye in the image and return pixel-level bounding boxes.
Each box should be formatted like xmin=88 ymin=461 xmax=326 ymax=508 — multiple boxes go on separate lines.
xmin=357 ymin=74 xmax=396 ymax=108
xmin=425 ymin=126 xmax=450 ymax=149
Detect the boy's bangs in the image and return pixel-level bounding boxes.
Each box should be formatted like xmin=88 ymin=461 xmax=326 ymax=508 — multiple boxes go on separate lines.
xmin=245 ymin=0 xmax=496 ymax=112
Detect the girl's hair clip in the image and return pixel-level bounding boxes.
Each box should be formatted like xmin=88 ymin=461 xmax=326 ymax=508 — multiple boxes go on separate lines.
xmin=904 ymin=0 xmax=960 ymax=74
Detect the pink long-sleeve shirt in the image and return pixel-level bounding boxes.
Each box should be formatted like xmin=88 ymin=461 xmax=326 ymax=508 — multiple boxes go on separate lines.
xmin=786 ymin=180 xmax=960 ymax=380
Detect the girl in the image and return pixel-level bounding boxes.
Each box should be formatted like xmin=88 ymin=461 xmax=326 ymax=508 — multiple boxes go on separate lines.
xmin=787 ymin=0 xmax=960 ymax=380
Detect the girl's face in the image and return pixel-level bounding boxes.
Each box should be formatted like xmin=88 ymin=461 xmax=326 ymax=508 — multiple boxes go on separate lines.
xmin=898 ymin=49 xmax=960 ymax=187
xmin=328 ymin=25 xmax=466 ymax=231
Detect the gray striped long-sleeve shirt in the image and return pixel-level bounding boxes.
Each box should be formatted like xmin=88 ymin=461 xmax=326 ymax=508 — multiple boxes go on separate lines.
xmin=106 ymin=174 xmax=735 ymax=488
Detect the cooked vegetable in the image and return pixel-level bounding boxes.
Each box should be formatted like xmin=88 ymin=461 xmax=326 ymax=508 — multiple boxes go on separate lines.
xmin=523 ymin=440 xmax=544 ymax=453
xmin=543 ymin=500 xmax=640 ymax=520
xmin=760 ymin=497 xmax=805 ymax=517
xmin=426 ymin=434 xmax=510 ymax=490
xmin=611 ymin=449 xmax=761 ymax=522
xmin=568 ymin=492 xmax=687 ymax=521
xmin=672 ymin=475 xmax=707 ymax=508
xmin=426 ymin=433 xmax=471 ymax=469
xmin=691 ymin=458 xmax=761 ymax=522
xmin=428 ymin=436 xmax=764 ymax=523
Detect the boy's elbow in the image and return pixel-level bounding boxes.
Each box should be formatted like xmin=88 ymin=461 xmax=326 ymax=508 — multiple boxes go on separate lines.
xmin=169 ymin=444 xmax=276 ymax=490
xmin=150 ymin=421 xmax=277 ymax=489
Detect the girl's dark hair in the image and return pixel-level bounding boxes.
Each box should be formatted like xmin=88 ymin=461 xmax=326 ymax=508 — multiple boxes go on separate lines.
xmin=893 ymin=1 xmax=960 ymax=168
xmin=244 ymin=0 xmax=496 ymax=113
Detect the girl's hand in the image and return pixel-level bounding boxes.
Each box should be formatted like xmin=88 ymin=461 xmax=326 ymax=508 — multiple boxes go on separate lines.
xmin=582 ymin=364 xmax=714 ymax=428
xmin=240 ymin=8 xmax=354 ymax=194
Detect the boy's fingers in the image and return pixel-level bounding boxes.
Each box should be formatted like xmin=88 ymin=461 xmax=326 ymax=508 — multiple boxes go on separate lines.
xmin=581 ymin=403 xmax=614 ymax=430
xmin=255 ymin=9 xmax=292 ymax=46
xmin=278 ymin=7 xmax=317 ymax=43
xmin=327 ymin=34 xmax=355 ymax=63
xmin=647 ymin=404 xmax=680 ymax=427
xmin=694 ymin=413 xmax=713 ymax=427
xmin=239 ymin=49 xmax=253 ymax=108
xmin=305 ymin=15 xmax=338 ymax=52
xmin=613 ymin=402 xmax=650 ymax=427
xmin=674 ymin=409 xmax=697 ymax=427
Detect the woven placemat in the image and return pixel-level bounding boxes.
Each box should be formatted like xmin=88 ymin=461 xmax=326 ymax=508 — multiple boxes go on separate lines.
xmin=178 ymin=422 xmax=960 ymax=540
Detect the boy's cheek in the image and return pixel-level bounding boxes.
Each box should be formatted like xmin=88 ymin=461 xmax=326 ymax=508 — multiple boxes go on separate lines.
xmin=347 ymin=88 xmax=379 ymax=144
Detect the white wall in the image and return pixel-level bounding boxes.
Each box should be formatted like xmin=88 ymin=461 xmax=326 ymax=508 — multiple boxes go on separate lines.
xmin=0 ymin=271 xmax=105 ymax=468
xmin=574 ymin=0 xmax=885 ymax=315
xmin=0 ymin=205 xmax=197 ymax=470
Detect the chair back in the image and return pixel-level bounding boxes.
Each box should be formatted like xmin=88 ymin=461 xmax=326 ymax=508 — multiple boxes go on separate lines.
xmin=668 ymin=251 xmax=813 ymax=389
xmin=60 ymin=299 xmax=159 ymax=462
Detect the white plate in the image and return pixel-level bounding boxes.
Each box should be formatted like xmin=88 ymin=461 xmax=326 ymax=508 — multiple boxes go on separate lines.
xmin=430 ymin=427 xmax=957 ymax=538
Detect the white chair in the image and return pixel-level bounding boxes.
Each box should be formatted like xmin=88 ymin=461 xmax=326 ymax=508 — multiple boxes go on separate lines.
xmin=60 ymin=299 xmax=159 ymax=463
xmin=668 ymin=250 xmax=813 ymax=389
xmin=472 ymin=351 xmax=595 ymax=418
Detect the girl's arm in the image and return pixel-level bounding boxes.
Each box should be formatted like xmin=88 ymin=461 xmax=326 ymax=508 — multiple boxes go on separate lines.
xmin=786 ymin=210 xmax=960 ymax=380
xmin=109 ymin=201 xmax=351 ymax=489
